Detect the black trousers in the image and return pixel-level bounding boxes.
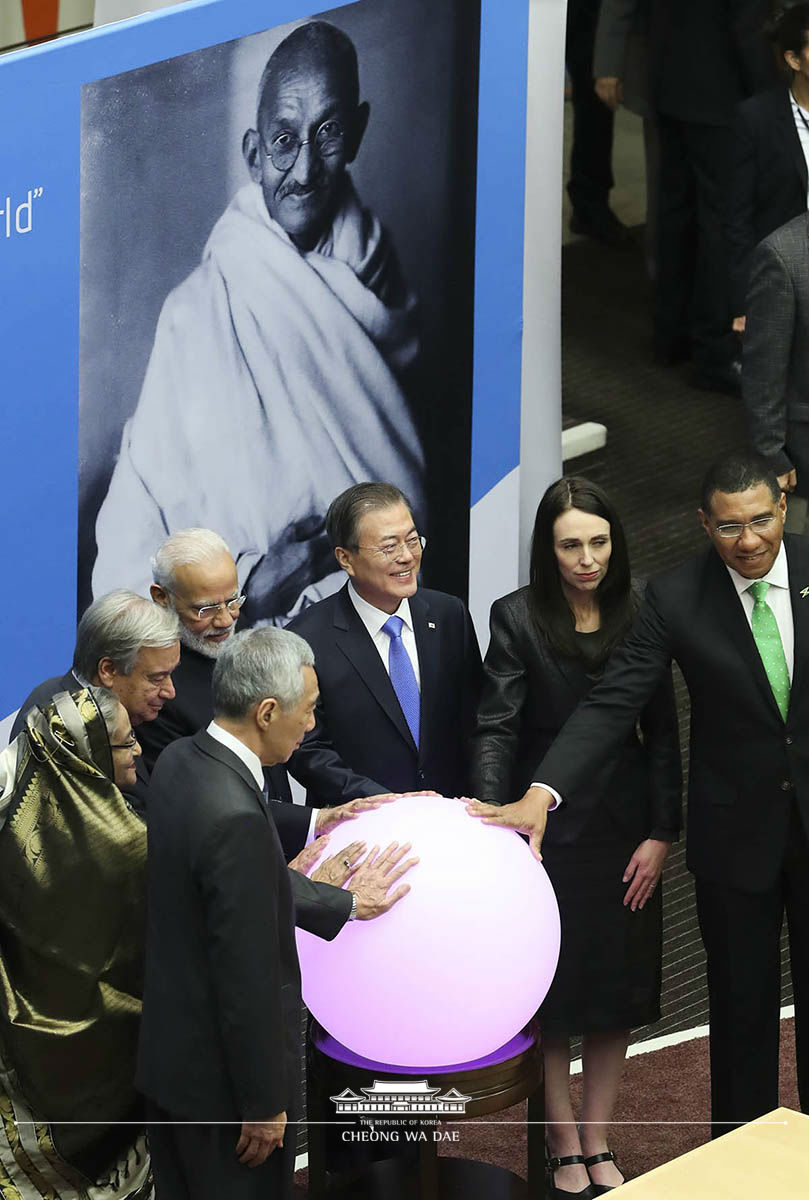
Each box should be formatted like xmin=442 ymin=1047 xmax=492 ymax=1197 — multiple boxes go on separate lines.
xmin=147 ymin=1103 xmax=296 ymax=1200
xmin=566 ymin=0 xmax=614 ymax=214
xmin=695 ymin=807 xmax=809 ymax=1138
xmin=655 ymin=114 xmax=735 ymax=367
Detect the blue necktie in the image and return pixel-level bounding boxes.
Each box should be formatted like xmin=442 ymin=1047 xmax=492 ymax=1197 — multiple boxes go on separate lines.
xmin=382 ymin=615 xmax=420 ymax=747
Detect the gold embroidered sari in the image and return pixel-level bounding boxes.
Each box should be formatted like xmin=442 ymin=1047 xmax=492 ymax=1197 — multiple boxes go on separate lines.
xmin=0 ymin=690 xmax=151 ymax=1199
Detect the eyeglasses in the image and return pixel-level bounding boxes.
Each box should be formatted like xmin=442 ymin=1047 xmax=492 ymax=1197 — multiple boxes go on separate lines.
xmin=110 ymin=730 xmax=138 ymax=750
xmin=714 ymin=516 xmax=777 ymax=539
xmin=356 ymin=535 xmax=426 ymax=561
xmin=170 ymin=592 xmax=246 ymax=621
xmin=261 ymin=119 xmax=345 ymax=172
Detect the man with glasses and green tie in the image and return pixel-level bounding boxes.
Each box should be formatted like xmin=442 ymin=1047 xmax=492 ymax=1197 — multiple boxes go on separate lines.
xmin=288 ymin=482 xmax=483 ymax=805
xmin=91 ymin=19 xmax=424 ymax=628
xmin=468 ymin=450 xmax=808 ymax=1138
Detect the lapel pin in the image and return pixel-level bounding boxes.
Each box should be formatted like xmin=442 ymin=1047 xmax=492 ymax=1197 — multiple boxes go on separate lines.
xmin=802 ymin=587 xmax=809 ymax=599
xmin=428 ymin=621 xmax=436 ymax=629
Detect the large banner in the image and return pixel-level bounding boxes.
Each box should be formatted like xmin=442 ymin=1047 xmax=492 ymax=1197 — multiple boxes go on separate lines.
xmin=1 ymin=0 xmax=529 ymax=726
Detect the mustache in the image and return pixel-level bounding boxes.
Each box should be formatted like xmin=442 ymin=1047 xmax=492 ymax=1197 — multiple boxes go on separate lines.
xmin=278 ymin=178 xmax=323 ymax=200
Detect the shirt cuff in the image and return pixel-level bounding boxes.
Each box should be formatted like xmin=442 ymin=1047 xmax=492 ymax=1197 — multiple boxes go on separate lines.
xmin=304 ymin=809 xmax=318 ymax=846
xmin=530 ymin=782 xmax=562 ymax=810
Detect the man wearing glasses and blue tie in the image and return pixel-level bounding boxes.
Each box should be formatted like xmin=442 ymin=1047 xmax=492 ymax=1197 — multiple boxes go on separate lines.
xmin=288 ymin=481 xmax=482 ymax=805
xmin=92 ymin=20 xmax=424 ymax=628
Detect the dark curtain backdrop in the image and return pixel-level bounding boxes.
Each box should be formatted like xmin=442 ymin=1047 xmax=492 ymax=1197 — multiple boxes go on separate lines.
xmin=78 ymin=0 xmax=480 ymax=612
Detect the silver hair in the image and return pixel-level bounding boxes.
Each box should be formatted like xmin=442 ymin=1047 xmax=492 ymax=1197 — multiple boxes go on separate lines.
xmin=213 ymin=628 xmax=315 ymax=718
xmin=151 ymin=528 xmax=233 ymax=591
xmin=73 ymin=590 xmax=180 ymax=678
xmin=87 ymin=684 xmax=124 ymax=735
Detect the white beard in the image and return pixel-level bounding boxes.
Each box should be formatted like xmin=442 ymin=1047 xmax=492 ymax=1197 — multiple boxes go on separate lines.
xmin=178 ymin=622 xmax=231 ymax=659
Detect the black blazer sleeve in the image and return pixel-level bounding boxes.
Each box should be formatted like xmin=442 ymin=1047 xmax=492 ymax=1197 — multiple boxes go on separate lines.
xmin=288 ymin=870 xmax=352 ymax=940
xmin=195 ymin=807 xmax=291 ymax=1121
xmin=537 ymin=583 xmax=675 ymax=812
xmin=743 ymin=236 xmax=797 ymax=476
xmin=727 ymin=103 xmax=758 ymax=316
xmin=287 ymin=715 xmax=386 ymax=806
xmin=728 ymin=0 xmax=779 ymax=96
xmin=636 ymin=672 xmax=682 ymax=840
xmin=469 ymin=596 xmax=529 ymax=804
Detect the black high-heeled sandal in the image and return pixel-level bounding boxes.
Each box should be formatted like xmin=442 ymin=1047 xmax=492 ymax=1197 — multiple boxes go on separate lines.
xmin=546 ymin=1153 xmax=597 ymax=1199
xmin=583 ymin=1150 xmax=625 ymax=1195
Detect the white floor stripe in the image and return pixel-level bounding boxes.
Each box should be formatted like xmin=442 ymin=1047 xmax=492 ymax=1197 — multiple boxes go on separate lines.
xmin=570 ymin=1004 xmax=796 ymax=1074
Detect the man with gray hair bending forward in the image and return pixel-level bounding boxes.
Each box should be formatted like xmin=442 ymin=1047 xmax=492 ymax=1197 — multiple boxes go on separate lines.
xmin=137 ymin=626 xmax=416 ymax=1200
xmin=10 ymin=589 xmax=180 ymax=812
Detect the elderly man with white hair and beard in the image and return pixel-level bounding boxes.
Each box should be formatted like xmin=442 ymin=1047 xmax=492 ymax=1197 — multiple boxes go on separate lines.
xmin=140 ymin=527 xmax=402 ymax=858
xmin=91 ymin=19 xmax=424 ymax=627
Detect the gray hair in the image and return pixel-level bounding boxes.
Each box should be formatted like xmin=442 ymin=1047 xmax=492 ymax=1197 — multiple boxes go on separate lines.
xmin=87 ymin=684 xmax=124 ymax=735
xmin=73 ymin=590 xmax=181 ymax=678
xmin=151 ymin=528 xmax=233 ymax=591
xmin=213 ymin=628 xmax=314 ymax=719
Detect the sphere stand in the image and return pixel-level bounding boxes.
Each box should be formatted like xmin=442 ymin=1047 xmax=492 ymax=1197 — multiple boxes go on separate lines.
xmin=305 ymin=1022 xmax=546 ymax=1199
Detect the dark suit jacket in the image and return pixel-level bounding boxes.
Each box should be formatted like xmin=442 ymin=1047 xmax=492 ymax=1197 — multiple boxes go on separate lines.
xmin=288 ymin=584 xmax=482 ymax=803
xmin=10 ymin=670 xmax=150 ymax=816
xmin=727 ymin=85 xmax=808 ymax=314
xmin=743 ymin=212 xmax=809 ymax=490
xmin=469 ymin=586 xmax=682 ymax=846
xmin=536 ymin=537 xmax=808 ymax=893
xmin=136 ymin=731 xmax=351 ymax=1122
xmin=136 ymin=645 xmax=310 ymax=859
xmin=648 ymin=0 xmax=775 ymax=126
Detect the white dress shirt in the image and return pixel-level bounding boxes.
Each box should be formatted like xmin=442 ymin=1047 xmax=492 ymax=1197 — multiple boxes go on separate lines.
xmin=725 ymin=541 xmax=794 ymax=683
xmin=790 ymin=93 xmax=809 ymax=208
xmin=347 ymin=582 xmax=421 ymax=689
xmin=207 ymin=720 xmax=317 ymax=844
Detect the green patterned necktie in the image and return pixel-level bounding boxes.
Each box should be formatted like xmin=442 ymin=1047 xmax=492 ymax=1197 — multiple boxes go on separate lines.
xmin=747 ymin=580 xmax=790 ymax=721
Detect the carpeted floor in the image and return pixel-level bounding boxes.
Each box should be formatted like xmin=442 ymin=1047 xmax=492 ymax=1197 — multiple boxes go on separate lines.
xmin=433 ymin=1020 xmax=799 ymax=1182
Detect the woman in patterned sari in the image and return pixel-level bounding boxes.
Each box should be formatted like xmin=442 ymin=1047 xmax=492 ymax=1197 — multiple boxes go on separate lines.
xmin=0 ymin=686 xmax=151 ymax=1200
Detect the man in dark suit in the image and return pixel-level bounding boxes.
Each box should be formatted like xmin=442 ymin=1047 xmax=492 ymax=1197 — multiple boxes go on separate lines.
xmin=727 ymin=84 xmax=808 ymax=325
xmin=470 ymin=451 xmax=808 ymax=1135
xmin=138 ymin=626 xmax=416 ymax=1200
xmin=287 ymin=482 xmax=482 ymax=804
xmin=743 ymin=212 xmax=809 ymax=532
xmin=10 ymin=589 xmax=181 ymax=813
xmin=649 ymin=0 xmax=774 ymax=391
xmin=139 ymin=527 xmax=400 ymax=858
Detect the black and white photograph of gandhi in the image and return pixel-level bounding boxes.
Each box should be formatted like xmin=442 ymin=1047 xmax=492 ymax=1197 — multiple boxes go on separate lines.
xmin=79 ymin=0 xmax=480 ymax=623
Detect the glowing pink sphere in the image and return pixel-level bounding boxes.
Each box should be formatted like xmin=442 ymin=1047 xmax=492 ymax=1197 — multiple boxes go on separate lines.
xmin=296 ymin=795 xmax=560 ymax=1067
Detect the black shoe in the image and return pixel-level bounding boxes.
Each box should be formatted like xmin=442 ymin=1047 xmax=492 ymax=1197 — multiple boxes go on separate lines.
xmin=583 ymin=1150 xmax=626 ymax=1195
xmin=570 ymin=207 xmax=633 ymax=249
xmin=692 ymin=359 xmax=742 ymax=396
xmin=546 ymin=1153 xmax=598 ymax=1199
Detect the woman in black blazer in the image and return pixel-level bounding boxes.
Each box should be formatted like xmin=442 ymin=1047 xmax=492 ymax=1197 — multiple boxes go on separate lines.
xmin=471 ymin=478 xmax=681 ymax=1199
xmin=727 ymin=4 xmax=809 ymax=326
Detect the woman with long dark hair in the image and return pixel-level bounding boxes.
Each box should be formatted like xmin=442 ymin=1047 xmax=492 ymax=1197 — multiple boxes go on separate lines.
xmin=471 ymin=477 xmax=682 ymax=1198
